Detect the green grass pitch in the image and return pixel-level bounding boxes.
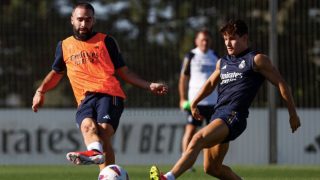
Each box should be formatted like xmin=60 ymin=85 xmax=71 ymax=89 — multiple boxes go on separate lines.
xmin=0 ymin=165 xmax=319 ymax=180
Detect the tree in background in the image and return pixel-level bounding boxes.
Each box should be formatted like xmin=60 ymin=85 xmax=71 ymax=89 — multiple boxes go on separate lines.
xmin=0 ymin=0 xmax=319 ymax=107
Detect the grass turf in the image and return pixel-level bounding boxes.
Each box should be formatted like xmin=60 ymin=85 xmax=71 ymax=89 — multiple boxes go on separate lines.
xmin=0 ymin=165 xmax=319 ymax=180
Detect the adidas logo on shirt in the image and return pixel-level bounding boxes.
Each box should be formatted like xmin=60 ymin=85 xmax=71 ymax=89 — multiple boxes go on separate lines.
xmin=102 ymin=115 xmax=111 ymax=120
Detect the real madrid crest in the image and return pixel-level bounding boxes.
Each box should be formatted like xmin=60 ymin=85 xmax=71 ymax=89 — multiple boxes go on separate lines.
xmin=239 ymin=60 xmax=246 ymax=69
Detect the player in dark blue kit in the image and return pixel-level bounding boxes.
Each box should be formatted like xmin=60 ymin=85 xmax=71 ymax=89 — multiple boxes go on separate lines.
xmin=150 ymin=19 xmax=301 ymax=180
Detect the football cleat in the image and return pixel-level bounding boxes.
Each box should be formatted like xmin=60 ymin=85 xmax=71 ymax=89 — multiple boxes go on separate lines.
xmin=150 ymin=165 xmax=167 ymax=180
xmin=66 ymin=150 xmax=105 ymax=165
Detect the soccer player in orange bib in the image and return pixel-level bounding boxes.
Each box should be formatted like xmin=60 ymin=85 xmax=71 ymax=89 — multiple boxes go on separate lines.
xmin=32 ymin=2 xmax=168 ymax=170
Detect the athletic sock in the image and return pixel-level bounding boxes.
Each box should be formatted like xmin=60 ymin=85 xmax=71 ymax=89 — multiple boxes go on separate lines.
xmin=164 ymin=172 xmax=175 ymax=180
xmin=87 ymin=141 xmax=103 ymax=153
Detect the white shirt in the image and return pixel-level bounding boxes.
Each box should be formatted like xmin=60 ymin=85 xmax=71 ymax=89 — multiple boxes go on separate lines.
xmin=188 ymin=48 xmax=218 ymax=105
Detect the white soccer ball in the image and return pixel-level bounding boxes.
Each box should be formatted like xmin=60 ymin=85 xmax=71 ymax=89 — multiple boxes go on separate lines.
xmin=98 ymin=164 xmax=129 ymax=180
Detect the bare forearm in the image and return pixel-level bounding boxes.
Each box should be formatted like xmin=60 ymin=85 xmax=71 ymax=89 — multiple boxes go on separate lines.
xmin=278 ymin=81 xmax=301 ymax=133
xmin=117 ymin=66 xmax=168 ymax=95
xmin=119 ymin=69 xmax=151 ymax=90
xmin=179 ymin=75 xmax=188 ymax=101
xmin=32 ymin=70 xmax=63 ymax=112
xmin=37 ymin=70 xmax=63 ymax=93
xmin=279 ymin=82 xmax=297 ymax=116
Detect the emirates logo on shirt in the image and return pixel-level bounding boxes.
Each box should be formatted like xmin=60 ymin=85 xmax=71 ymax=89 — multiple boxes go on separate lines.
xmin=67 ymin=50 xmax=99 ymax=65
xmin=220 ymin=72 xmax=243 ymax=85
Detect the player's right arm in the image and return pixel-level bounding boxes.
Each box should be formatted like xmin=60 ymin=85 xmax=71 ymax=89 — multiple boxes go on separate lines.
xmin=179 ymin=55 xmax=191 ymax=110
xmin=32 ymin=41 xmax=65 ymax=112
xmin=190 ymin=59 xmax=221 ymax=120
xmin=179 ymin=74 xmax=189 ymax=110
xmin=32 ymin=70 xmax=64 ymax=112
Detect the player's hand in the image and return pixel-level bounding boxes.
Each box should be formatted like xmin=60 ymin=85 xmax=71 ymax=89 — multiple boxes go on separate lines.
xmin=289 ymin=114 xmax=301 ymax=133
xmin=179 ymin=100 xmax=187 ymax=110
xmin=190 ymin=102 xmax=204 ymax=121
xmin=32 ymin=91 xmax=45 ymax=112
xmin=149 ymin=83 xmax=168 ymax=95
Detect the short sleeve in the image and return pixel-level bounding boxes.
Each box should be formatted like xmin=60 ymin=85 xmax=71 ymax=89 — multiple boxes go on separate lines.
xmin=104 ymin=36 xmax=126 ymax=69
xmin=180 ymin=52 xmax=194 ymax=76
xmin=51 ymin=41 xmax=66 ymax=73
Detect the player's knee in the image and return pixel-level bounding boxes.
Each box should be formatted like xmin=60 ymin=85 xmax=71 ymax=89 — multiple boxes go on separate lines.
xmin=191 ymin=132 xmax=205 ymax=145
xmin=81 ymin=120 xmax=97 ymax=134
xmin=187 ymin=132 xmax=206 ymax=150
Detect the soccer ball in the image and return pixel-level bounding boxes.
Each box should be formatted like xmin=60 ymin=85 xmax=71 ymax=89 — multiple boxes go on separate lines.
xmin=98 ymin=164 xmax=129 ymax=180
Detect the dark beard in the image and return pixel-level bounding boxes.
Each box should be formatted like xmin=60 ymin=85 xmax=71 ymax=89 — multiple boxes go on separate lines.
xmin=73 ymin=27 xmax=93 ymax=41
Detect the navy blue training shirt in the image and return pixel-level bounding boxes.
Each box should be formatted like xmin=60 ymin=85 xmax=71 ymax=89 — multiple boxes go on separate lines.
xmin=215 ymin=49 xmax=265 ymax=117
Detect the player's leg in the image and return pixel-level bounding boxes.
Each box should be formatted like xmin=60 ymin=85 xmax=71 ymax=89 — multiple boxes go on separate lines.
xmin=67 ymin=117 xmax=105 ymax=165
xmin=182 ymin=124 xmax=197 ymax=154
xmin=181 ymin=106 xmax=213 ymax=154
xmin=181 ymin=124 xmax=196 ymax=172
xmin=203 ymin=144 xmax=241 ymax=179
xmin=151 ymin=119 xmax=228 ymax=180
xmin=66 ymin=94 xmax=105 ymax=165
xmin=96 ymin=95 xmax=124 ymax=170
xmin=97 ymin=122 xmax=115 ymax=170
xmin=151 ymin=109 xmax=247 ymax=180
xmin=181 ymin=108 xmax=207 ymax=172
xmin=157 ymin=118 xmax=229 ymax=180
xmin=81 ymin=117 xmax=101 ymax=146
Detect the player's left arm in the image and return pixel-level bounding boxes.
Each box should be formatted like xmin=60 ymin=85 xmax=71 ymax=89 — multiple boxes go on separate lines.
xmin=105 ymin=35 xmax=168 ymax=95
xmin=116 ymin=66 xmax=168 ymax=96
xmin=254 ymin=54 xmax=301 ymax=133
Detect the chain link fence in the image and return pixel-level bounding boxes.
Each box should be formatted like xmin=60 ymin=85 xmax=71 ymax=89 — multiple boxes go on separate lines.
xmin=0 ymin=0 xmax=319 ymax=108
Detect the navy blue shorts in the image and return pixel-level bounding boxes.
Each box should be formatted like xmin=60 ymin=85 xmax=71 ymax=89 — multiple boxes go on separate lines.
xmin=186 ymin=105 xmax=215 ymax=126
xmin=211 ymin=108 xmax=247 ymax=143
xmin=76 ymin=93 xmax=124 ymax=132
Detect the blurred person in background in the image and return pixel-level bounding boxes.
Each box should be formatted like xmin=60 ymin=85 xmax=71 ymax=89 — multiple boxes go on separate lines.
xmin=32 ymin=2 xmax=167 ymax=171
xmin=150 ymin=19 xmax=300 ymax=180
xmin=178 ymin=28 xmax=219 ymax=171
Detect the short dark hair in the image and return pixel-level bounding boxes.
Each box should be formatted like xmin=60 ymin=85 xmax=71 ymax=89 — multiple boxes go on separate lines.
xmin=195 ymin=27 xmax=212 ymax=39
xmin=73 ymin=2 xmax=95 ymax=15
xmin=219 ymin=19 xmax=248 ymax=37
